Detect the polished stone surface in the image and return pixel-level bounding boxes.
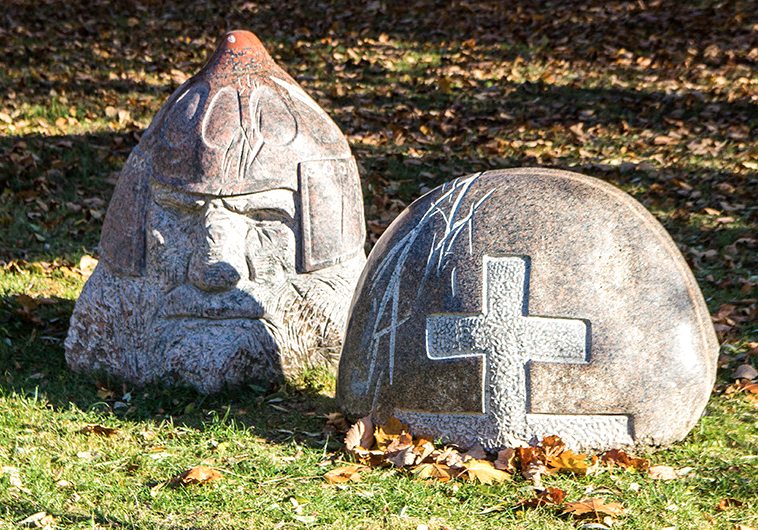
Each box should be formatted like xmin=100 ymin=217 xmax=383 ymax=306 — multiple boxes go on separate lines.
xmin=336 ymin=168 xmax=718 ymax=451
xmin=65 ymin=31 xmax=366 ymax=392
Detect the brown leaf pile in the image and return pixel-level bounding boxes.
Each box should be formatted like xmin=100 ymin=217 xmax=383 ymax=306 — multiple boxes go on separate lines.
xmin=332 ymin=415 xmax=650 ymax=487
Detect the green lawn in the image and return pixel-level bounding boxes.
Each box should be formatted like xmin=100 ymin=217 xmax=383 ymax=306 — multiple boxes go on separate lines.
xmin=1 ymin=0 xmax=757 ymax=527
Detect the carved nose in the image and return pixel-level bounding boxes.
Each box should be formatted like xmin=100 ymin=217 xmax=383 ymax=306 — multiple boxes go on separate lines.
xmin=187 ymin=203 xmax=247 ymax=292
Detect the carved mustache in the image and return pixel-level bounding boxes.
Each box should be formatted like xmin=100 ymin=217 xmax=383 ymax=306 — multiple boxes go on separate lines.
xmin=162 ymin=284 xmax=267 ymax=320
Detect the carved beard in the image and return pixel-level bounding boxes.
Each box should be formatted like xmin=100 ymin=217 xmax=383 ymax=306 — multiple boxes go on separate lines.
xmin=64 ymin=257 xmax=361 ymax=392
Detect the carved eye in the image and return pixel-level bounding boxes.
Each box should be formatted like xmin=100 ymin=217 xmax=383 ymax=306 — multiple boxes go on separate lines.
xmin=161 ymin=85 xmax=208 ymax=147
xmin=251 ymin=86 xmax=297 ymax=146
xmin=202 ymin=86 xmax=241 ymax=149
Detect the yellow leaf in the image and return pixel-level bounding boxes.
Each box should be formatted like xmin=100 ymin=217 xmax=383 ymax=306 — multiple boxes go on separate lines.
xmin=462 ymin=459 xmax=511 ymax=484
xmin=324 ymin=465 xmax=366 ymax=484
xmin=374 ymin=416 xmax=408 ymax=450
xmin=547 ymin=449 xmax=590 ymax=475
xmin=412 ymin=463 xmax=452 ymax=481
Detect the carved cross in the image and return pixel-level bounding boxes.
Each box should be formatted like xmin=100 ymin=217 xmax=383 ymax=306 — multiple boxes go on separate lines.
xmin=410 ymin=255 xmax=631 ymax=448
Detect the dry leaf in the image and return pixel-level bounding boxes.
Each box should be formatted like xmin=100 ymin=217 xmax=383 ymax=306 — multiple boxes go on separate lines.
xmin=324 ymin=465 xmax=366 ymax=484
xmin=494 ymin=448 xmax=516 ymax=473
xmin=412 ymin=463 xmax=452 ymax=481
xmin=55 ymin=479 xmax=73 ymax=489
xmin=540 ymin=435 xmax=566 ymax=458
xmin=563 ymin=497 xmax=625 ymax=517
xmin=517 ymin=487 xmax=566 ymax=508
xmin=17 ymin=511 xmax=54 ymax=527
xmin=733 ymin=364 xmax=758 ymax=380
xmin=602 ymin=448 xmax=650 ymax=471
xmin=648 ymin=465 xmax=678 ymax=480
xmin=546 ymin=449 xmax=590 ymax=475
xmin=79 ymin=424 xmax=118 ymax=436
xmin=170 ymin=465 xmax=223 ymax=486
xmin=463 ymin=443 xmax=487 ymax=461
xmin=435 ymin=446 xmax=465 ymax=469
xmin=324 ymin=412 xmax=350 ymax=434
xmin=374 ymin=417 xmax=408 ymax=449
xmin=385 ymin=432 xmax=413 ymax=453
xmin=345 ymin=415 xmax=374 ymax=452
xmin=387 ymin=445 xmax=419 ymax=468
xmin=715 ymin=498 xmax=743 ymax=511
xmin=1 ymin=466 xmax=32 ymax=494
xmin=414 ymin=438 xmax=435 ymax=462
xmin=78 ymin=255 xmax=98 ymax=277
xmin=461 ymin=459 xmax=511 ymax=484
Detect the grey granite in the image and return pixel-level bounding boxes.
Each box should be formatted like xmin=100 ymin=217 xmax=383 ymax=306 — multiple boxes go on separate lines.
xmin=336 ymin=168 xmax=718 ymax=451
xmin=65 ymin=31 xmax=366 ymax=392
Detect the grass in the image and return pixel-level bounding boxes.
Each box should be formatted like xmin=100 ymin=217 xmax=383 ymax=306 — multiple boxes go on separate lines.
xmin=1 ymin=0 xmax=757 ymax=527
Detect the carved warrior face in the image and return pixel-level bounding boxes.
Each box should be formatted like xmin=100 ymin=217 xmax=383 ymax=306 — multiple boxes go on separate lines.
xmin=65 ymin=31 xmax=366 ymax=392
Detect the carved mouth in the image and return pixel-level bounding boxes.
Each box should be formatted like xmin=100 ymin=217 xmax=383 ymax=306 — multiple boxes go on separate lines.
xmin=162 ymin=284 xmax=267 ymax=320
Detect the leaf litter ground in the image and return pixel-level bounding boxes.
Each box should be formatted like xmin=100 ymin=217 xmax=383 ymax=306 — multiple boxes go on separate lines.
xmin=1 ymin=0 xmax=758 ymax=528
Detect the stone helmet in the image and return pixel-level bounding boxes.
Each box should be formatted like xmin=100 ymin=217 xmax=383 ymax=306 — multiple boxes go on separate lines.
xmin=99 ymin=30 xmax=365 ymax=276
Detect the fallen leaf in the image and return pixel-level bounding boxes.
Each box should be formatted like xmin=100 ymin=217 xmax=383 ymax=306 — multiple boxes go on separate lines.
xmin=385 ymin=432 xmax=413 ymax=453
xmin=518 ymin=446 xmax=546 ymax=487
xmin=170 ymin=465 xmax=223 ymax=486
xmin=494 ymin=447 xmax=516 ymax=472
xmin=414 ymin=438 xmax=435 ymax=462
xmin=1 ymin=466 xmax=32 ymax=494
xmin=601 ymin=448 xmax=650 ymax=471
xmin=78 ymin=254 xmax=98 ymax=277
xmin=79 ymin=424 xmax=118 ymax=436
xmin=345 ymin=415 xmax=375 ymax=453
xmin=715 ymin=498 xmax=743 ymax=511
xmin=546 ymin=449 xmax=590 ymax=475
xmin=563 ymin=498 xmax=625 ymax=517
xmin=733 ymin=364 xmax=758 ymax=380
xmin=324 ymin=412 xmax=350 ymax=434
xmin=17 ymin=511 xmax=54 ymax=527
xmin=540 ymin=435 xmax=566 ymax=457
xmin=648 ymin=465 xmax=678 ymax=480
xmin=461 ymin=459 xmax=511 ymax=484
xmin=386 ymin=445 xmax=418 ymax=468
xmin=463 ymin=443 xmax=487 ymax=461
xmin=517 ymin=486 xmax=567 ymax=508
xmin=55 ymin=479 xmax=73 ymax=488
xmin=324 ymin=465 xmax=366 ymax=484
xmin=412 ymin=462 xmax=452 ymax=481
xmin=374 ymin=416 xmax=408 ymax=449
xmin=435 ymin=446 xmax=465 ymax=469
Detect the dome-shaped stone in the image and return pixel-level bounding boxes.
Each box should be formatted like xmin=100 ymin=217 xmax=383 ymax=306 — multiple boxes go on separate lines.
xmin=336 ymin=168 xmax=718 ymax=451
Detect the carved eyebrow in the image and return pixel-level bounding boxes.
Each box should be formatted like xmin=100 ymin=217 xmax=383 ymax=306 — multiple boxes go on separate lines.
xmin=152 ymin=184 xmax=207 ymax=210
xmin=220 ymin=190 xmax=296 ymax=221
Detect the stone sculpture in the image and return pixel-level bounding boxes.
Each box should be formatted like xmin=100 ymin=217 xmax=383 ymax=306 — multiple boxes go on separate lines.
xmin=336 ymin=168 xmax=718 ymax=451
xmin=65 ymin=31 xmax=366 ymax=392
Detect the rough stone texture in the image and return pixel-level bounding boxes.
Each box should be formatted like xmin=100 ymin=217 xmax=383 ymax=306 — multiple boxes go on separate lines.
xmin=336 ymin=168 xmax=718 ymax=451
xmin=65 ymin=31 xmax=366 ymax=392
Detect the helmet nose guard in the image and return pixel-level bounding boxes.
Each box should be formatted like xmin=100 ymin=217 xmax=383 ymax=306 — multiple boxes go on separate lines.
xmin=99 ymin=30 xmax=365 ymax=276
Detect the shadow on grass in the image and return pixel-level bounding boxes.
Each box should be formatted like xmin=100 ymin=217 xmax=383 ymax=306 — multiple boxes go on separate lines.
xmin=0 ymin=291 xmax=339 ymax=449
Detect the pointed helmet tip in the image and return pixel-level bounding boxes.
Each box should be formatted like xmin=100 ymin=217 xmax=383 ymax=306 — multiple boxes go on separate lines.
xmin=220 ymin=30 xmax=263 ymax=51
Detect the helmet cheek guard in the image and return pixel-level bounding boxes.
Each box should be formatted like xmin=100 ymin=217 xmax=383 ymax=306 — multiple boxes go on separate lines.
xmin=98 ymin=30 xmax=365 ymax=276
xmin=99 ymin=148 xmax=151 ymax=276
